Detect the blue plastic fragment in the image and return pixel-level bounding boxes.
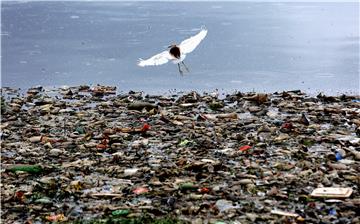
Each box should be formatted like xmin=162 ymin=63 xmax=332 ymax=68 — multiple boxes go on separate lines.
xmin=335 ymin=152 xmax=343 ymax=161
xmin=329 ymin=208 xmax=337 ymax=216
xmin=352 ymin=99 xmax=360 ymax=103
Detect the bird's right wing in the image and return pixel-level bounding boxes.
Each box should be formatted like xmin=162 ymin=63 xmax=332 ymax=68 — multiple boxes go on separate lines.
xmin=179 ymin=28 xmax=208 ymax=55
xmin=138 ymin=50 xmax=172 ymax=67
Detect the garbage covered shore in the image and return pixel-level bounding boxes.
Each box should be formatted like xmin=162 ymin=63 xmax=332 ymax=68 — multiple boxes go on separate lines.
xmin=1 ymin=85 xmax=359 ymax=224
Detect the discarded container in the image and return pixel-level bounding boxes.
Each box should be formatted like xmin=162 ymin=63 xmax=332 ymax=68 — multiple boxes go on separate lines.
xmin=179 ymin=183 xmax=198 ymax=191
xmin=310 ymin=187 xmax=353 ymax=198
xmin=6 ymin=164 xmax=43 ymax=174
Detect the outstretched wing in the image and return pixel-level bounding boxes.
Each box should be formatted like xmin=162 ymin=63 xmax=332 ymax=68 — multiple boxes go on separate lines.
xmin=138 ymin=50 xmax=172 ymax=67
xmin=179 ymin=28 xmax=208 ymax=55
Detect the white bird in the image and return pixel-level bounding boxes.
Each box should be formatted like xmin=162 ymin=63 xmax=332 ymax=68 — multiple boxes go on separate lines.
xmin=137 ymin=27 xmax=208 ymax=75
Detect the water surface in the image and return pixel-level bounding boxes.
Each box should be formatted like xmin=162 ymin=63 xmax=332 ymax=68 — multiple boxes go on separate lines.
xmin=1 ymin=1 xmax=359 ymax=94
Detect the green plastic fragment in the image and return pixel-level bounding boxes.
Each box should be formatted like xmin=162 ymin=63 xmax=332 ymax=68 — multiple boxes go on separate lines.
xmin=7 ymin=165 xmax=43 ymax=174
xmin=179 ymin=139 xmax=191 ymax=147
xmin=112 ymin=209 xmax=130 ymax=216
xmin=179 ymin=183 xmax=197 ymax=190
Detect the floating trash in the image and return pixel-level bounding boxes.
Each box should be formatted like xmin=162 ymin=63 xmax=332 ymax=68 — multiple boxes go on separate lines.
xmin=310 ymin=187 xmax=353 ymax=198
xmin=1 ymin=86 xmax=359 ymax=223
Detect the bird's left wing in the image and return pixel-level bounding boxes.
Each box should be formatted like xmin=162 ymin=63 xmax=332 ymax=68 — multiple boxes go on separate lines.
xmin=138 ymin=50 xmax=172 ymax=67
xmin=179 ymin=28 xmax=208 ymax=55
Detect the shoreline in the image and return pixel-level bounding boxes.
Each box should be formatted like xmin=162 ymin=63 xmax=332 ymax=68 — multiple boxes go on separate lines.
xmin=1 ymin=84 xmax=360 ymax=98
xmin=1 ymin=85 xmax=359 ymax=223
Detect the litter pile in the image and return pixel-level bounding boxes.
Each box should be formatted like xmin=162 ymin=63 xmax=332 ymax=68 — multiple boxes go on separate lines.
xmin=1 ymin=85 xmax=359 ymax=223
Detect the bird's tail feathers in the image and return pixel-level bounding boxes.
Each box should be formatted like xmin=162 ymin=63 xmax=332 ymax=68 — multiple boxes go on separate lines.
xmin=137 ymin=58 xmax=145 ymax=67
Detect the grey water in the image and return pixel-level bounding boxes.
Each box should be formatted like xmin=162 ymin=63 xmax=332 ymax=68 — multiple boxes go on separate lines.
xmin=1 ymin=1 xmax=359 ymax=95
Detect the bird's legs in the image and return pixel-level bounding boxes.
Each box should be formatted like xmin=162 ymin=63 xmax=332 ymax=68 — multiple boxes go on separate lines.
xmin=181 ymin=61 xmax=190 ymax=72
xmin=177 ymin=63 xmax=183 ymax=75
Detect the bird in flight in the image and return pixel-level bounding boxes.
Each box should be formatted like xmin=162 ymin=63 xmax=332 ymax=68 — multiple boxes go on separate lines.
xmin=137 ymin=27 xmax=208 ymax=75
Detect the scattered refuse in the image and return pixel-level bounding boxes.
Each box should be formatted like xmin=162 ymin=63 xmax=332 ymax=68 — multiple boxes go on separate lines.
xmin=5 ymin=164 xmax=43 ymax=174
xmin=112 ymin=209 xmax=130 ymax=217
xmin=310 ymin=187 xmax=353 ymax=198
xmin=1 ymin=85 xmax=359 ymax=223
xmin=45 ymin=214 xmax=67 ymax=222
xmin=215 ymin=199 xmax=237 ymax=213
xmin=239 ymin=145 xmax=251 ymax=152
xmin=270 ymin=209 xmax=300 ymax=217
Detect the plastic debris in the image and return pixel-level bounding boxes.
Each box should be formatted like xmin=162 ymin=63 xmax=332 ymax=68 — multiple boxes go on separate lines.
xmin=239 ymin=145 xmax=251 ymax=152
xmin=270 ymin=209 xmax=300 ymax=217
xmin=335 ymin=152 xmax=343 ymax=161
xmin=6 ymin=164 xmax=43 ymax=174
xmin=179 ymin=183 xmax=198 ymax=191
xmin=215 ymin=199 xmax=237 ymax=212
xmin=46 ymin=214 xmax=67 ymax=222
xmin=198 ymin=187 xmax=211 ymax=194
xmin=179 ymin=139 xmax=193 ymax=147
xmin=133 ymin=187 xmax=149 ymax=195
xmin=329 ymin=208 xmax=337 ymax=216
xmin=1 ymin=86 xmax=359 ymax=223
xmin=111 ymin=209 xmax=130 ymax=217
xmin=310 ymin=187 xmax=353 ymax=198
xmin=124 ymin=168 xmax=139 ymax=176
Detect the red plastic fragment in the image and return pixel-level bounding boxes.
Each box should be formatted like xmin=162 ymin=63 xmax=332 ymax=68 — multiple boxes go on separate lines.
xmin=198 ymin=187 xmax=210 ymax=193
xmin=141 ymin=123 xmax=151 ymax=132
xmin=239 ymin=145 xmax=251 ymax=152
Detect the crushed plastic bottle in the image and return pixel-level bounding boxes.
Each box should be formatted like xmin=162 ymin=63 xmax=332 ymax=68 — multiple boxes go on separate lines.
xmin=215 ymin=199 xmax=237 ymax=212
